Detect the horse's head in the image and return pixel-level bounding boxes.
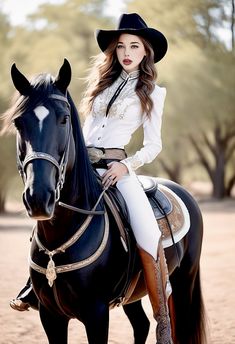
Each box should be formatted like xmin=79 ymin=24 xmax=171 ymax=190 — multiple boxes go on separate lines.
xmin=11 ymin=59 xmax=76 ymax=220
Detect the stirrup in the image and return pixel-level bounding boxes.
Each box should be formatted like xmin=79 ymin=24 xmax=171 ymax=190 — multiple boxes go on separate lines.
xmin=10 ymin=299 xmax=30 ymax=312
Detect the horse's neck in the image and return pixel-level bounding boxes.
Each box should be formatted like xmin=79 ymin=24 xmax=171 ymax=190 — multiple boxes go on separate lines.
xmin=37 ymin=169 xmax=102 ymax=250
xmin=37 ymin=206 xmax=87 ymax=250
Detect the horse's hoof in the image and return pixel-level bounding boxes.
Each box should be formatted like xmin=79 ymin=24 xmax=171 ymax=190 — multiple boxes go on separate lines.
xmin=9 ymin=299 xmax=30 ymax=312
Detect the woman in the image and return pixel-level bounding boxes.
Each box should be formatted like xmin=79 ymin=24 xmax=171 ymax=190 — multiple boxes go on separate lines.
xmin=11 ymin=13 xmax=173 ymax=344
xmin=82 ymin=13 xmax=172 ymax=343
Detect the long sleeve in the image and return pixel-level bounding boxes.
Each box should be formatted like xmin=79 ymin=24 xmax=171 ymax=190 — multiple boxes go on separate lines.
xmin=121 ymin=85 xmax=166 ymax=175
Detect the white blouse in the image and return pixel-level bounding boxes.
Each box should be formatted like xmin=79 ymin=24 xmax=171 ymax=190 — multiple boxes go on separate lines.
xmin=82 ymin=69 xmax=166 ymax=174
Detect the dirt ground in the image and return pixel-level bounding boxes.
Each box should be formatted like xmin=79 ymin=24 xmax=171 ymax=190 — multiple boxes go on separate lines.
xmin=0 ymin=199 xmax=235 ymax=344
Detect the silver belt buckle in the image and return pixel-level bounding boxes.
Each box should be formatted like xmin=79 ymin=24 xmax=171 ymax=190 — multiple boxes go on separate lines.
xmin=87 ymin=147 xmax=105 ymax=163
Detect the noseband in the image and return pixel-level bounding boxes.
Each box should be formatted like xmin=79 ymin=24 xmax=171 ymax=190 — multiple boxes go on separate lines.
xmin=17 ymin=94 xmax=71 ymax=201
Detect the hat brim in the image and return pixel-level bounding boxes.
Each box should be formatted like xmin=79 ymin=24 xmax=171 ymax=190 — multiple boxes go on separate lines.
xmin=95 ymin=28 xmax=168 ymax=63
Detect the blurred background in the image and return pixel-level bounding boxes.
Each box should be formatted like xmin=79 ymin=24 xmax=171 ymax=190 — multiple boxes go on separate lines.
xmin=0 ymin=0 xmax=234 ymax=212
xmin=0 ymin=2 xmax=234 ymax=343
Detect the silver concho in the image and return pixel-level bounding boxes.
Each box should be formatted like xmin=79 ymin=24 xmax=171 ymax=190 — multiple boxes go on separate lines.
xmin=46 ymin=255 xmax=57 ymax=287
xmin=87 ymin=147 xmax=105 ymax=163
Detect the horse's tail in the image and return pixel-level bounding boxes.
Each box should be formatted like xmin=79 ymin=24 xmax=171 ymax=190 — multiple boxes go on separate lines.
xmin=170 ymin=262 xmax=208 ymax=344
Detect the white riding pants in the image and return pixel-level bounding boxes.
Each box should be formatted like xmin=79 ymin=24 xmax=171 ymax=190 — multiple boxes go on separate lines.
xmin=97 ymin=169 xmax=161 ymax=259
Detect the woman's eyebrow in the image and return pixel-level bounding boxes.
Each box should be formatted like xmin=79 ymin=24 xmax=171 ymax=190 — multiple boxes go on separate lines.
xmin=117 ymin=41 xmax=140 ymax=44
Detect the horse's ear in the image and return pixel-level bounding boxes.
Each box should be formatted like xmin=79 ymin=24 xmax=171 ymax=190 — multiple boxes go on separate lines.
xmin=54 ymin=58 xmax=72 ymax=94
xmin=11 ymin=63 xmax=31 ymax=96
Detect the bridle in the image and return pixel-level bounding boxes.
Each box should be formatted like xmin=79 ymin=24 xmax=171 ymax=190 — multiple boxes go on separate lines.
xmin=16 ymin=93 xmax=71 ymax=202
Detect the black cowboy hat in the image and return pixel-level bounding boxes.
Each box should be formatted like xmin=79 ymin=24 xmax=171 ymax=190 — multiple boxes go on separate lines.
xmin=95 ymin=13 xmax=168 ymax=63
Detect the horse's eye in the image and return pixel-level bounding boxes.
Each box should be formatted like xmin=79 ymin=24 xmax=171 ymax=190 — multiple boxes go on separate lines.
xmin=60 ymin=114 xmax=70 ymax=125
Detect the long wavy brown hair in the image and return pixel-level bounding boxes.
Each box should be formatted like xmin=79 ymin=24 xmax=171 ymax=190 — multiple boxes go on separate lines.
xmin=80 ymin=34 xmax=157 ymax=118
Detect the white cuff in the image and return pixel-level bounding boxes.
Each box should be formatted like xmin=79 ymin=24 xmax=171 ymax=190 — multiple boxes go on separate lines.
xmin=121 ymin=155 xmax=143 ymax=176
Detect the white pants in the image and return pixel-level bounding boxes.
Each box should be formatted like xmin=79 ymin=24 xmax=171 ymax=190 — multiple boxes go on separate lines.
xmin=97 ymin=169 xmax=161 ymax=259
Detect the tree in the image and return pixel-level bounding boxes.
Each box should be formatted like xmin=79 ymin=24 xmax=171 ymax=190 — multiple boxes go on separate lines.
xmin=127 ymin=0 xmax=235 ymax=198
xmin=0 ymin=0 xmax=117 ymax=211
xmin=187 ymin=48 xmax=235 ymax=198
xmin=0 ymin=9 xmax=18 ymax=212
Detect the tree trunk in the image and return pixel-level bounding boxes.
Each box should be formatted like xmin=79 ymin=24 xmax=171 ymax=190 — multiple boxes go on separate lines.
xmin=158 ymin=159 xmax=182 ymax=184
xmin=212 ymin=157 xmax=226 ymax=198
xmin=189 ymin=123 xmax=232 ymax=199
xmin=231 ymin=0 xmax=235 ymax=51
xmin=0 ymin=192 xmax=6 ymax=213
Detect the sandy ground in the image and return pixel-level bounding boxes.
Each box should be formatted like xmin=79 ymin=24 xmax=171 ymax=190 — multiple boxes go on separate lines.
xmin=0 ymin=199 xmax=235 ymax=344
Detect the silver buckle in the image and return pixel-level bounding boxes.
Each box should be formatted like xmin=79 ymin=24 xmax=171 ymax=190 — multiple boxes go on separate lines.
xmin=87 ymin=147 xmax=105 ymax=163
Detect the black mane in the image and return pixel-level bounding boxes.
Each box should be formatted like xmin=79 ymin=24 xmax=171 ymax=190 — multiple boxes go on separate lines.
xmin=66 ymin=92 xmax=102 ymax=208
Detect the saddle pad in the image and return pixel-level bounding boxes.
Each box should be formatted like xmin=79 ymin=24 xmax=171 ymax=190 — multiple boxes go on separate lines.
xmin=157 ymin=184 xmax=190 ymax=248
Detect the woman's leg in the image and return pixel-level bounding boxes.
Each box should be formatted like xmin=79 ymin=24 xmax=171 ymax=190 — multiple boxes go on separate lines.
xmin=116 ymin=173 xmax=161 ymax=259
xmin=116 ymin=174 xmax=173 ymax=343
xmin=10 ymin=277 xmax=39 ymax=311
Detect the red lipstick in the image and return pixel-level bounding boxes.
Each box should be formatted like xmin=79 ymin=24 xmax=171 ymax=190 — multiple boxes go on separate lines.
xmin=123 ymin=59 xmax=132 ymax=65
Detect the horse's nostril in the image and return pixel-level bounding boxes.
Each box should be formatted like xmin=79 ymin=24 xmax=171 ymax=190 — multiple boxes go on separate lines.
xmin=22 ymin=187 xmax=56 ymax=219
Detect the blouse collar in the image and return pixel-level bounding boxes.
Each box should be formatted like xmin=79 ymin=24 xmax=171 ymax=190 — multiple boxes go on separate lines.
xmin=120 ymin=69 xmax=140 ymax=81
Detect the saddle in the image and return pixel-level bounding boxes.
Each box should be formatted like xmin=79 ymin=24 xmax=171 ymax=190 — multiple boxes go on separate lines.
xmin=104 ymin=175 xmax=190 ymax=307
xmin=106 ymin=175 xmax=172 ymax=227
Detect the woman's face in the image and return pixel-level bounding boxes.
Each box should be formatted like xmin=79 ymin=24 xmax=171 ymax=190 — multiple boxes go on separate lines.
xmin=116 ymin=33 xmax=146 ymax=73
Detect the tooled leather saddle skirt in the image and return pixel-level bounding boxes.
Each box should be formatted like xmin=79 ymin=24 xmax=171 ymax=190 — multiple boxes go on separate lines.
xmin=106 ymin=175 xmax=190 ymax=249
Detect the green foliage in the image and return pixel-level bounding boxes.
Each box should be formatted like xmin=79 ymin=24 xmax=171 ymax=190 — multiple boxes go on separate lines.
xmin=0 ymin=0 xmax=234 ymax=208
xmin=126 ymin=0 xmax=235 ymax=196
xmin=0 ymin=0 xmax=114 ymax=211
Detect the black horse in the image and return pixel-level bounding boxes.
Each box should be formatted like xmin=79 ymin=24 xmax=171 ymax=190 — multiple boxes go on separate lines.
xmin=3 ymin=59 xmax=207 ymax=344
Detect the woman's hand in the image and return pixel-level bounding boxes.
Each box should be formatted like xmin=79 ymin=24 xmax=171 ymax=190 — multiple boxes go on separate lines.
xmin=102 ymin=162 xmax=128 ymax=188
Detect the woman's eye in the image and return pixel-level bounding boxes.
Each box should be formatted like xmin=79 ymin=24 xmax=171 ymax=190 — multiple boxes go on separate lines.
xmin=117 ymin=44 xmax=123 ymax=49
xmin=131 ymin=45 xmax=139 ymax=49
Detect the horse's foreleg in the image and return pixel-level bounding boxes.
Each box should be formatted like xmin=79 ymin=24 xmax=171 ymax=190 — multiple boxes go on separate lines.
xmin=123 ymin=300 xmax=150 ymax=344
xmin=39 ymin=304 xmax=69 ymax=344
xmin=81 ymin=300 xmax=109 ymax=344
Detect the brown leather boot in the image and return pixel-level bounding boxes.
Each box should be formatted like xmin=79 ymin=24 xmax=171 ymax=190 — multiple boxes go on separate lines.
xmin=138 ymin=243 xmax=173 ymax=344
xmin=10 ymin=299 xmax=30 ymax=312
xmin=9 ymin=278 xmax=39 ymax=312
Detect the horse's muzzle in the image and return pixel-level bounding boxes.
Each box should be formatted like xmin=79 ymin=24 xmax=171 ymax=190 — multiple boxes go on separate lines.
xmin=23 ymin=186 xmax=56 ymax=220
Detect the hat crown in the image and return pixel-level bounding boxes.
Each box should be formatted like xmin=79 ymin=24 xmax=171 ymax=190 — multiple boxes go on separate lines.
xmin=117 ymin=13 xmax=148 ymax=30
xmin=95 ymin=13 xmax=168 ymax=63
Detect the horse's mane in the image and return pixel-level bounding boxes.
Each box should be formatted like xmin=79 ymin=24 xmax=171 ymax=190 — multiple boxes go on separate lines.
xmin=66 ymin=92 xmax=103 ymax=207
xmin=1 ymin=73 xmax=102 ymax=207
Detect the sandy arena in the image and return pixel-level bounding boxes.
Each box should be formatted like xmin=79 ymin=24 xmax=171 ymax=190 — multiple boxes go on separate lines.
xmin=0 ymin=199 xmax=235 ymax=344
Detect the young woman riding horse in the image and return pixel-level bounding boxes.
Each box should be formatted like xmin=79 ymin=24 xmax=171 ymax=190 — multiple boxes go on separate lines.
xmin=3 ymin=13 xmax=207 ymax=344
